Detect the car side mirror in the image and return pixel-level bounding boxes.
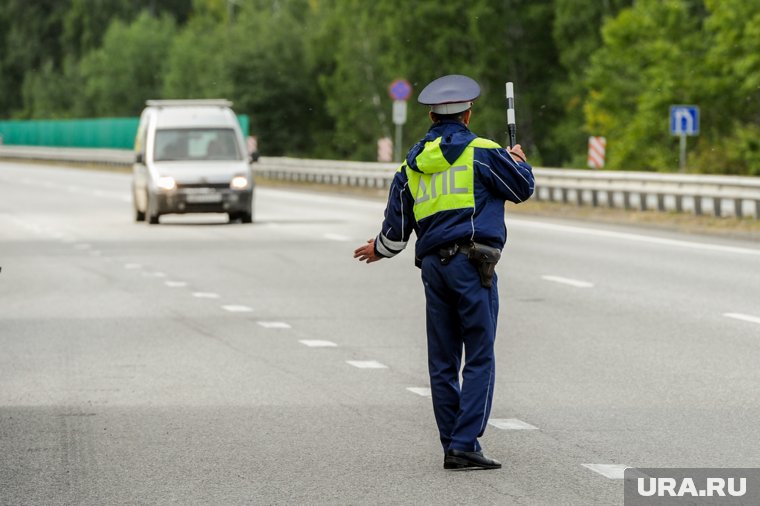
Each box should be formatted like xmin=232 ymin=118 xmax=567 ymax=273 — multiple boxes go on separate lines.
xmin=135 ymin=152 xmax=144 ymax=164
xmin=249 ymin=151 xmax=260 ymax=163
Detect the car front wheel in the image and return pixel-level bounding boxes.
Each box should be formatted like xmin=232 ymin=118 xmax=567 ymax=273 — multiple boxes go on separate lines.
xmin=146 ymin=192 xmax=160 ymax=225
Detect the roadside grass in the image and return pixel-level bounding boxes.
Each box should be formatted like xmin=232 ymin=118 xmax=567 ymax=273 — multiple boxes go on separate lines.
xmin=506 ymin=199 xmax=760 ymax=242
xmin=0 ymin=157 xmax=131 ymax=174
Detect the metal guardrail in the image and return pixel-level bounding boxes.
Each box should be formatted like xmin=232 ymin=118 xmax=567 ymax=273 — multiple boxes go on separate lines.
xmin=2 ymin=145 xmax=760 ymax=218
xmin=256 ymin=157 xmax=760 ymax=219
xmin=0 ymin=144 xmax=133 ymax=166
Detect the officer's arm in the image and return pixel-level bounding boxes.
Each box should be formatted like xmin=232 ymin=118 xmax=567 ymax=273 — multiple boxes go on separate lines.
xmin=474 ymin=143 xmax=535 ymax=203
xmin=374 ymin=168 xmax=414 ymax=258
xmin=353 ymin=169 xmax=413 ymax=264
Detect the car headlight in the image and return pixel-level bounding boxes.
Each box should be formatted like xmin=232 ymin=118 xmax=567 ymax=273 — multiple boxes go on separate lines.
xmin=157 ymin=176 xmax=176 ymax=191
xmin=230 ymin=175 xmax=249 ymax=190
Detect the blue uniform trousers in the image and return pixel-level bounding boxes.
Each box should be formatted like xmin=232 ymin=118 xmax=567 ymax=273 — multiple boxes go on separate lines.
xmin=420 ymin=252 xmax=499 ymax=453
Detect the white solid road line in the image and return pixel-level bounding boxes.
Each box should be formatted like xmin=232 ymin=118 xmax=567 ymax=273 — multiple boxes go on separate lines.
xmin=299 ymin=340 xmax=337 ymax=347
xmin=257 ymin=321 xmax=292 ymax=329
xmin=541 ymin=275 xmax=594 ymax=288
xmin=488 ymin=418 xmax=539 ymax=430
xmin=581 ymin=463 xmax=630 ymax=480
xmin=258 ymin=187 xmax=386 ymax=211
xmin=723 ymin=313 xmax=760 ymax=325
xmin=346 ymin=360 xmax=388 ymax=369
xmin=509 ymin=218 xmax=760 ymax=257
xmin=406 ymin=387 xmax=432 ymax=397
xmin=221 ymin=305 xmax=253 ymax=313
xmin=193 ymin=292 xmax=220 ymax=299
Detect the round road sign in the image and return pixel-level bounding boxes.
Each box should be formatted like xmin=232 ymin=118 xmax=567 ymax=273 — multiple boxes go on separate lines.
xmin=388 ymin=79 xmax=413 ymax=101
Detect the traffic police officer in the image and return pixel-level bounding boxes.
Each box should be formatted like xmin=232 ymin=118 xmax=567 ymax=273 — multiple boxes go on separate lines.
xmin=354 ymin=75 xmax=534 ymax=470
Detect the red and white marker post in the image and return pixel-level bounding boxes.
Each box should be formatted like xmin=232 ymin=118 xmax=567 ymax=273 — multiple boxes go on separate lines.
xmin=587 ymin=136 xmax=606 ymax=169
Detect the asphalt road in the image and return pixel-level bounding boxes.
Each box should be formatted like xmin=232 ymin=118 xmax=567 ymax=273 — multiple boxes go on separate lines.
xmin=1 ymin=161 xmax=759 ymax=505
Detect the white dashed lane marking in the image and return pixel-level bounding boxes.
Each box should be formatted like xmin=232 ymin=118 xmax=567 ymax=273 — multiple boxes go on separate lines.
xmin=124 ymin=263 xmax=142 ymax=269
xmin=299 ymin=340 xmax=337 ymax=347
xmin=193 ymin=292 xmax=220 ymax=299
xmin=488 ymin=418 xmax=539 ymax=430
xmin=222 ymin=305 xmax=253 ymax=313
xmin=406 ymin=387 xmax=431 ymax=397
xmin=541 ymin=275 xmax=594 ymax=288
xmin=582 ymin=464 xmax=630 ymax=479
xmin=346 ymin=360 xmax=388 ymax=369
xmin=324 ymin=233 xmax=350 ymax=242
xmin=165 ymin=281 xmax=188 ymax=288
xmin=724 ymin=313 xmax=760 ymax=325
xmin=257 ymin=321 xmax=291 ymax=329
xmin=142 ymin=272 xmax=167 ymax=278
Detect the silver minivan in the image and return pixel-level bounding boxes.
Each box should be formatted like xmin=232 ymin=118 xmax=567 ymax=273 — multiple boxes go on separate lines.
xmin=132 ymin=100 xmax=255 ymax=224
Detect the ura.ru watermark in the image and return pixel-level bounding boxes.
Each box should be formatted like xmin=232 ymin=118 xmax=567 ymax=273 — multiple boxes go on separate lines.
xmin=624 ymin=468 xmax=760 ymax=505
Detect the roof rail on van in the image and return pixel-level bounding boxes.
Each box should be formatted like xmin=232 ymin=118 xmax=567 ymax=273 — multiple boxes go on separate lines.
xmin=145 ymin=99 xmax=233 ymax=107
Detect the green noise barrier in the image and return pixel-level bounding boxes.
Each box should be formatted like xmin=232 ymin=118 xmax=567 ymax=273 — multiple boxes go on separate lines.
xmin=0 ymin=115 xmax=250 ymax=149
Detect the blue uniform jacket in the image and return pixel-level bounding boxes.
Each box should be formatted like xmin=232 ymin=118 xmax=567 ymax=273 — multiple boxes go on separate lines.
xmin=374 ymin=120 xmax=535 ymax=264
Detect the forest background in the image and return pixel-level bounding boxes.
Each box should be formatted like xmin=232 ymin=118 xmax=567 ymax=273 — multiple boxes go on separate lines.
xmin=1 ymin=0 xmax=759 ymax=175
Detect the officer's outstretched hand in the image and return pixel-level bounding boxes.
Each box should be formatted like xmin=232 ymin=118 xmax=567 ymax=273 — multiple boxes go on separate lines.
xmin=353 ymin=238 xmax=382 ymax=264
xmin=508 ymin=144 xmax=527 ymax=163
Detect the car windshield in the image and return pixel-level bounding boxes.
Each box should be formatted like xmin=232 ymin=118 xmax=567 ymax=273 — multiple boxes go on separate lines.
xmin=154 ymin=128 xmax=242 ymax=161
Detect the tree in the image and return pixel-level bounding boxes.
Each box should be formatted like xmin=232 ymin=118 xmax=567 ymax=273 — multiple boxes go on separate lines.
xmin=21 ymin=58 xmax=84 ymax=118
xmin=224 ymin=0 xmax=325 ymax=156
xmin=313 ymin=0 xmax=564 ymax=163
xmin=550 ymin=0 xmax=632 ymax=167
xmin=584 ymin=0 xmax=760 ymax=174
xmin=584 ymin=0 xmax=706 ymax=171
xmin=0 ymin=0 xmax=70 ymax=117
xmin=61 ymin=0 xmax=135 ymax=60
xmin=4 ymin=0 xmax=760 ymax=173
xmin=693 ymin=0 xmax=760 ymax=174
xmin=308 ymin=0 xmax=394 ymax=160
xmin=78 ymin=12 xmax=176 ymax=117
xmin=163 ymin=14 xmax=232 ymax=100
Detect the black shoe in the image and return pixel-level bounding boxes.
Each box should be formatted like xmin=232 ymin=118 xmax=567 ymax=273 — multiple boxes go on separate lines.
xmin=444 ymin=449 xmax=502 ymax=470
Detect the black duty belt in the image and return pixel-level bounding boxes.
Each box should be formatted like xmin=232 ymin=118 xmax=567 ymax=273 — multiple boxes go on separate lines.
xmin=438 ymin=242 xmax=473 ymax=263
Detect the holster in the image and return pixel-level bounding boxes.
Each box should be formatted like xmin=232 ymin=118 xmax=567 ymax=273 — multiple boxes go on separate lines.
xmin=466 ymin=242 xmax=501 ymax=288
xmin=437 ymin=242 xmax=501 ymax=288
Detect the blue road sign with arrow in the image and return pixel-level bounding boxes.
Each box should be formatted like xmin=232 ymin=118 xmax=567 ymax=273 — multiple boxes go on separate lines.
xmin=670 ymin=105 xmax=699 ymax=136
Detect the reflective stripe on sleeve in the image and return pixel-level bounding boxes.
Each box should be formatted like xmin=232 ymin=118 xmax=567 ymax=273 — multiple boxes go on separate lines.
xmin=376 ymin=233 xmax=407 ymax=257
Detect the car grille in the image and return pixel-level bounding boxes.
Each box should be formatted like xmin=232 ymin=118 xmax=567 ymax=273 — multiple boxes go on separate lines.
xmin=176 ymin=182 xmax=229 ymax=190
